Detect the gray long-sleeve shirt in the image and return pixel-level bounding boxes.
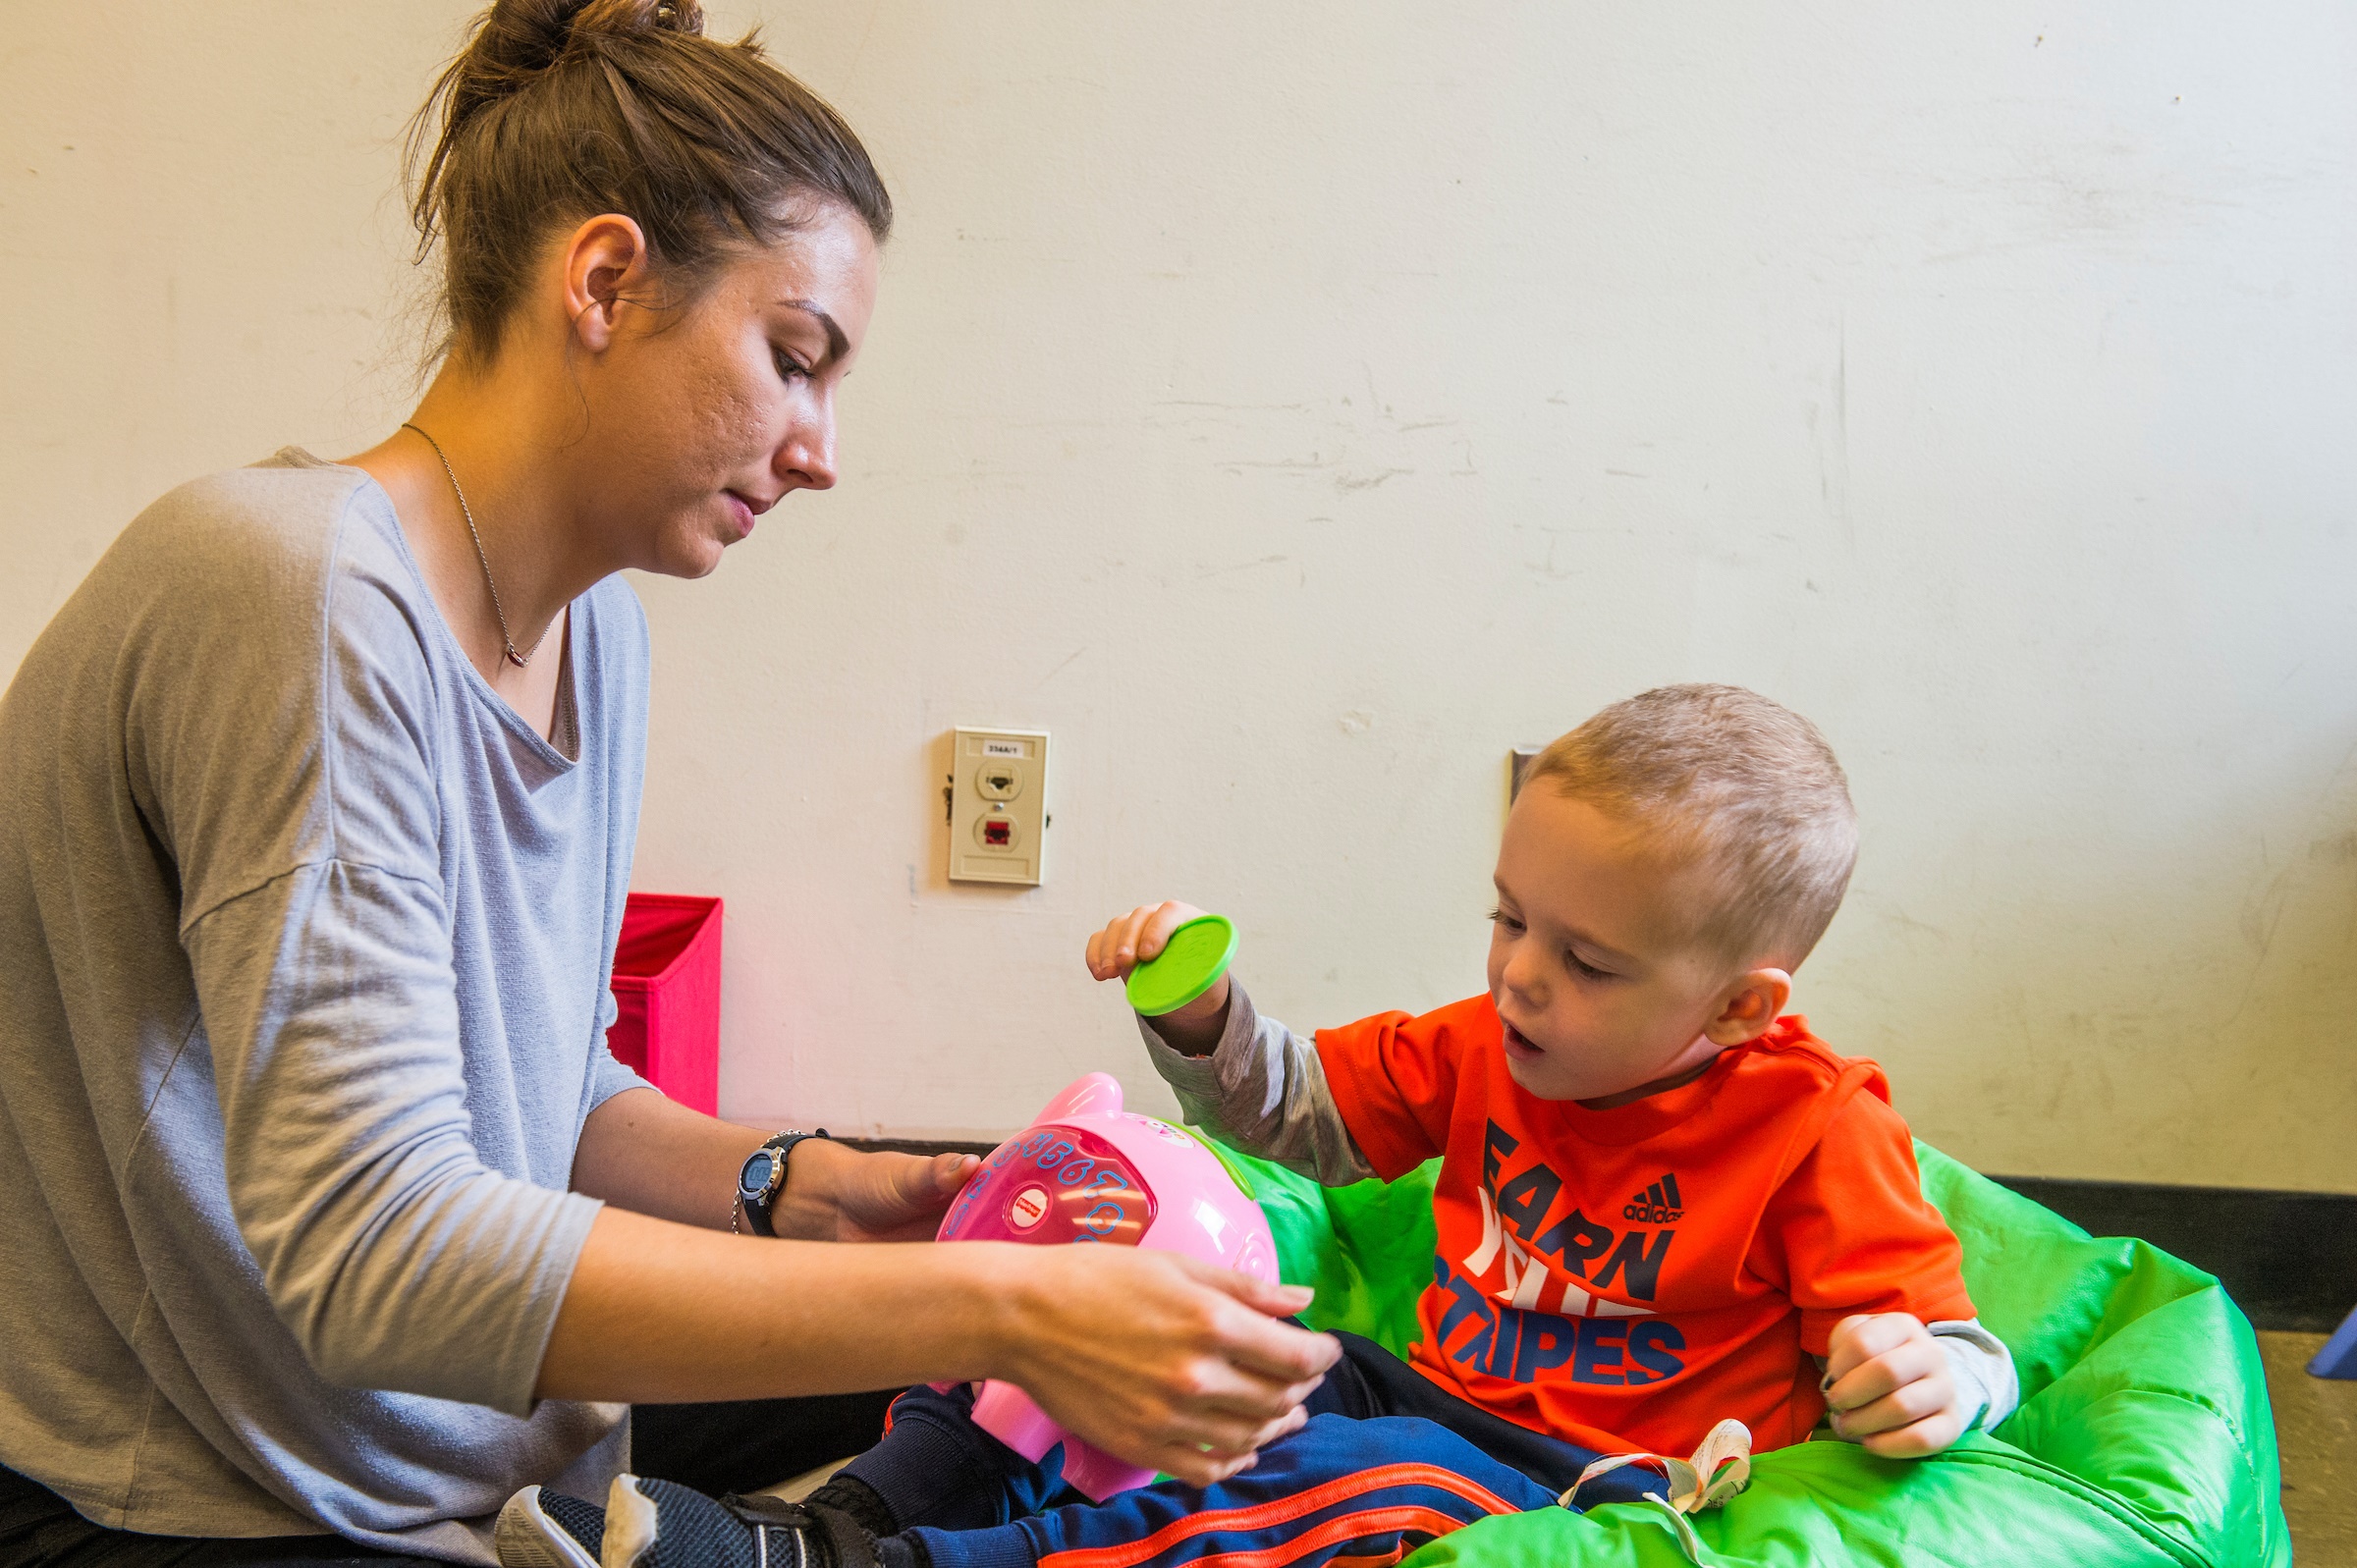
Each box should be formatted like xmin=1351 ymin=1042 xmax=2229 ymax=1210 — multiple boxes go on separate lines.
xmin=0 ymin=452 xmax=651 ymax=1560
xmin=1139 ymin=981 xmax=2020 ymax=1438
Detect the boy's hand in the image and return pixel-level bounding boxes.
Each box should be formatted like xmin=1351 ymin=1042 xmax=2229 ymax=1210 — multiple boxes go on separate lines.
xmin=1085 ymin=900 xmax=1231 ymax=1054
xmin=1823 ymin=1313 xmax=1969 ymax=1457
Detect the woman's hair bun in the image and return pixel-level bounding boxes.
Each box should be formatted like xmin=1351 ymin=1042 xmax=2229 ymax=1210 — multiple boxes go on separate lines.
xmin=568 ymin=0 xmax=705 ymax=43
xmin=456 ymin=0 xmax=704 ymax=100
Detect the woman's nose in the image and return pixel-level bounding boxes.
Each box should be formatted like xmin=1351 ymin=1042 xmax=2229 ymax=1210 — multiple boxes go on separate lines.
xmin=777 ymin=399 xmax=838 ymax=491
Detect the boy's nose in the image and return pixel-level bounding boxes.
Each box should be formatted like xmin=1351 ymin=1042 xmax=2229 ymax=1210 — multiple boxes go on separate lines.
xmin=1500 ymin=946 xmax=1547 ymax=1005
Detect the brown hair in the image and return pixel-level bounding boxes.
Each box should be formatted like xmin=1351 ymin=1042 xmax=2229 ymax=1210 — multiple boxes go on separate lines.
xmin=1525 ymin=684 xmax=1858 ymax=967
xmin=408 ymin=0 xmax=892 ymax=361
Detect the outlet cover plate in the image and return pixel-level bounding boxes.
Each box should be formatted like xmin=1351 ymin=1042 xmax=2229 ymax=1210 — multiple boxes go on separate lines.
xmin=950 ymin=728 xmax=1048 ymax=886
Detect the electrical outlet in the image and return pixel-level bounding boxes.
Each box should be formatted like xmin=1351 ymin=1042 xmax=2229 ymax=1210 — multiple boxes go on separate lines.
xmin=949 ymin=728 xmax=1049 ymax=886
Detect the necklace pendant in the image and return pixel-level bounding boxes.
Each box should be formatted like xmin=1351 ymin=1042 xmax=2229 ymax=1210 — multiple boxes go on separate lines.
xmin=505 ymin=646 xmax=530 ymax=669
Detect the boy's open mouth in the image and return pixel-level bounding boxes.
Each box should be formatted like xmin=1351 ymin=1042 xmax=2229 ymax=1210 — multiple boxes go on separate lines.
xmin=1501 ymin=1019 xmax=1545 ymax=1060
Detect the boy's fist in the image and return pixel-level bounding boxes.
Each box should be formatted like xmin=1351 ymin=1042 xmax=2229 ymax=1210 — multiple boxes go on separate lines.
xmin=1085 ymin=900 xmax=1210 ymax=981
xmin=1085 ymin=900 xmax=1231 ymax=1053
xmin=1822 ymin=1313 xmax=1969 ymax=1457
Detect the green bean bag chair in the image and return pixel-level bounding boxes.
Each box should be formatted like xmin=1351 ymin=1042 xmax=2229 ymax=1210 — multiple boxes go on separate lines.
xmin=1228 ymin=1140 xmax=2289 ymax=1568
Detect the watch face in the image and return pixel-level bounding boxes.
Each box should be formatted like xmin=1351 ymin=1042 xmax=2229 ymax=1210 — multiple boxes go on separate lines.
xmin=739 ymin=1149 xmax=779 ymax=1200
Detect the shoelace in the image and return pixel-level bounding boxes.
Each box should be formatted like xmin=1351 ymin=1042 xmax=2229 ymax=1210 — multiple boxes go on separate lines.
xmin=1560 ymin=1417 xmax=1753 ymax=1514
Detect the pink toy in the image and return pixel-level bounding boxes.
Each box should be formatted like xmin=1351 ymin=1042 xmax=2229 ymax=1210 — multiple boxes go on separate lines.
xmin=934 ymin=1072 xmax=1281 ymax=1499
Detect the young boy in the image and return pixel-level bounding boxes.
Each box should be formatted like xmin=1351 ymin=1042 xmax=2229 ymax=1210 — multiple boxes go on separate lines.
xmin=507 ymin=685 xmax=2015 ymax=1568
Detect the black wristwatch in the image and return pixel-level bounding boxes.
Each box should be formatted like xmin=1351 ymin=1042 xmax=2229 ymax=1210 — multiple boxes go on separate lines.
xmin=734 ymin=1128 xmax=830 ymax=1237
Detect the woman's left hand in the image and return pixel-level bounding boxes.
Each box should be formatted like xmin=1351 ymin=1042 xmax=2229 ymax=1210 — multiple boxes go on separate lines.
xmin=770 ymin=1138 xmax=979 ymax=1243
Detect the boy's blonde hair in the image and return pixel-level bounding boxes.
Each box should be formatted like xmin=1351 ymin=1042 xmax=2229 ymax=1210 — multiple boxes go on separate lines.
xmin=1525 ymin=684 xmax=1857 ymax=968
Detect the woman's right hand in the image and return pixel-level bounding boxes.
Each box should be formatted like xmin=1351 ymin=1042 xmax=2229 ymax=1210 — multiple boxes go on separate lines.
xmin=984 ymin=1242 xmax=1341 ymax=1487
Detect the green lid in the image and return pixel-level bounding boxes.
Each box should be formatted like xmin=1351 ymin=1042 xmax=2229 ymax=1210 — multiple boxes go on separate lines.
xmin=1124 ymin=913 xmax=1238 ymax=1017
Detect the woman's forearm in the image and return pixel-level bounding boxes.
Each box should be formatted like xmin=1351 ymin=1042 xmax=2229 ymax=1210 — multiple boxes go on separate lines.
xmin=570 ymin=1086 xmax=767 ymax=1229
xmin=571 ymin=1086 xmax=976 ymax=1241
xmin=536 ymin=1207 xmax=1009 ymax=1401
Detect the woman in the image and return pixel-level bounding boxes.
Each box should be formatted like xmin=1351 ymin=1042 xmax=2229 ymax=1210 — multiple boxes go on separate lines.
xmin=0 ymin=3 xmax=1335 ymax=1563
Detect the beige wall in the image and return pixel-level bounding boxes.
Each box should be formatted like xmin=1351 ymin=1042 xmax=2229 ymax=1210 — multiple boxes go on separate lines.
xmin=7 ymin=4 xmax=2354 ymax=1189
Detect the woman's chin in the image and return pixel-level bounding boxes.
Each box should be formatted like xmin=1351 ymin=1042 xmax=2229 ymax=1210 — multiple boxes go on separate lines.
xmin=642 ymin=530 xmax=731 ymax=581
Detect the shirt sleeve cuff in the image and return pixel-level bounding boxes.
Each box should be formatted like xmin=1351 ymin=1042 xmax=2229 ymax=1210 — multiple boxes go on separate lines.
xmin=587 ymin=1046 xmax=653 ymax=1110
xmin=1929 ymin=1319 xmax=2020 ymax=1432
xmin=507 ymin=1189 xmax=609 ymax=1417
xmin=1137 ymin=978 xmax=1262 ymax=1096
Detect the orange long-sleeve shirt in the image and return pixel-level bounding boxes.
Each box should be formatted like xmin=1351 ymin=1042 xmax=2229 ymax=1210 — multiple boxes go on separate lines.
xmin=1314 ymin=996 xmax=1975 ymax=1455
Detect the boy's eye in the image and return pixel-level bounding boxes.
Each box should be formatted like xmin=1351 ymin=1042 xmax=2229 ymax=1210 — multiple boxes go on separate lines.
xmin=1566 ymin=950 xmax=1615 ymax=981
xmin=1487 ymin=905 xmax=1524 ymax=934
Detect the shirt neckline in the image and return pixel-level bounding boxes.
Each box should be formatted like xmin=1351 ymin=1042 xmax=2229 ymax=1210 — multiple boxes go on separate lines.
xmin=1531 ymin=1016 xmax=1814 ymax=1147
xmin=282 ymin=447 xmax=584 ymax=772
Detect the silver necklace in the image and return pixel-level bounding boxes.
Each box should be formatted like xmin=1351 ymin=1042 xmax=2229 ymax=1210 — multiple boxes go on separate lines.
xmin=401 ymin=421 xmax=550 ymax=669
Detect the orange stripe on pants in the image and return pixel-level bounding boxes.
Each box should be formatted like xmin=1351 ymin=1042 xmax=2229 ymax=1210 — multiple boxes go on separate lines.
xmin=1037 ymin=1464 xmax=1518 ymax=1568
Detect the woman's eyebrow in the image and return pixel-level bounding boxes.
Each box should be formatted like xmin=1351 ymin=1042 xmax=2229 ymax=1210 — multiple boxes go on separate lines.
xmin=777 ymin=298 xmax=849 ymax=363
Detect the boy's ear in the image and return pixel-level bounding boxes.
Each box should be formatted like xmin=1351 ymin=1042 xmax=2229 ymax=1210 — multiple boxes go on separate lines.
xmin=1703 ymin=967 xmax=1792 ymax=1046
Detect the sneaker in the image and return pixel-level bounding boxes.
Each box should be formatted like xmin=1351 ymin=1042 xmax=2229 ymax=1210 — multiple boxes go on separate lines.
xmin=496 ymin=1485 xmax=606 ymax=1568
xmin=602 ymin=1474 xmax=879 ymax=1568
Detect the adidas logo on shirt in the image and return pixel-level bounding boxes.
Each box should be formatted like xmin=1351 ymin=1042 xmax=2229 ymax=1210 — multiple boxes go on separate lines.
xmin=1622 ymin=1173 xmax=1684 ymax=1224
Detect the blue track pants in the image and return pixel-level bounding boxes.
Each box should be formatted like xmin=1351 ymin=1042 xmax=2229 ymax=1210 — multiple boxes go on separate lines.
xmin=839 ymin=1332 xmax=1666 ymax=1568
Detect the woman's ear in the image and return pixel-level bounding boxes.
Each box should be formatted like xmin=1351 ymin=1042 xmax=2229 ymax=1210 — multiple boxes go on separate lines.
xmin=1703 ymin=967 xmax=1793 ymax=1046
xmin=560 ymin=214 xmax=652 ymax=353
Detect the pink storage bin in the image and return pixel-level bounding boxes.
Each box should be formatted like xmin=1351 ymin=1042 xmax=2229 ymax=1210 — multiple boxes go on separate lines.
xmin=607 ymin=892 xmax=723 ymax=1115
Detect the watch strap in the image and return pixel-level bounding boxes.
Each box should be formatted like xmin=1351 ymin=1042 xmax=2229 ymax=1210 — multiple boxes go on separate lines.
xmin=736 ymin=1128 xmax=831 ymax=1238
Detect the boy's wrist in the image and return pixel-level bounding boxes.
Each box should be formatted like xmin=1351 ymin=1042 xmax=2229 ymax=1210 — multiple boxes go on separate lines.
xmin=1142 ymin=974 xmax=1233 ymax=1056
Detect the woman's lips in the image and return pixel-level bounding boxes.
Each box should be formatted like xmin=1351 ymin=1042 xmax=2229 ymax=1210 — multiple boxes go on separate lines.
xmin=1501 ymin=1020 xmax=1545 ymax=1060
xmin=724 ymin=492 xmax=756 ymax=538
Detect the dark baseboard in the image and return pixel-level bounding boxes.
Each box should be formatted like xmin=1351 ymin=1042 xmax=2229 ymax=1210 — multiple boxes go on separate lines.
xmin=843 ymin=1136 xmax=1002 ymax=1159
xmin=847 ymin=1136 xmax=2354 ymax=1334
xmin=1988 ymin=1175 xmax=2357 ymax=1333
